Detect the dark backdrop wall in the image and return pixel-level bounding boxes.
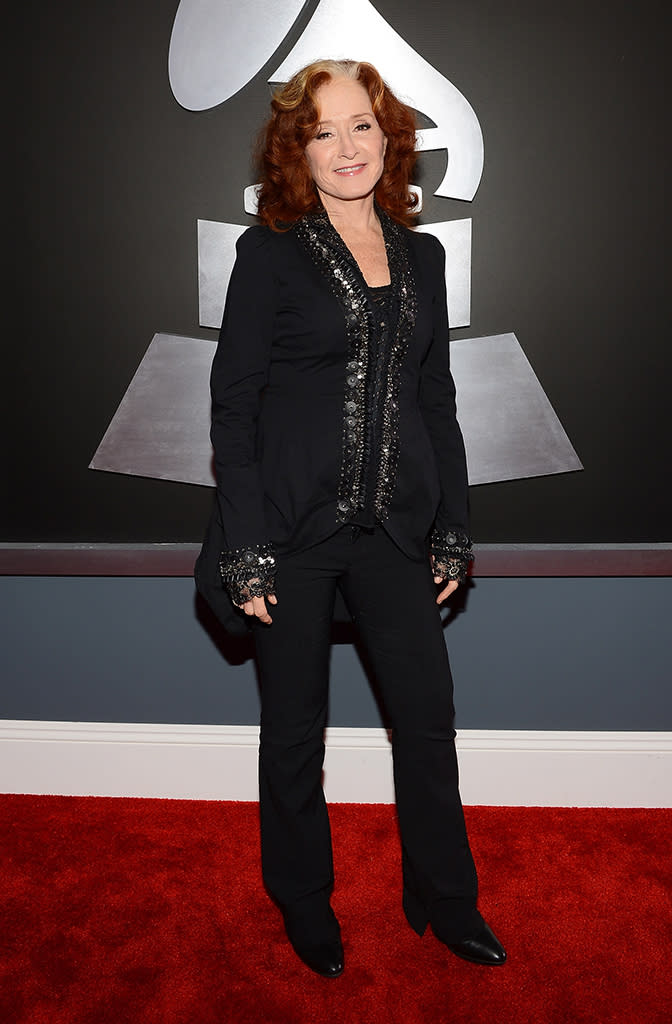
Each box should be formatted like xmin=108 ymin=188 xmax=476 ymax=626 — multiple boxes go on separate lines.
xmin=7 ymin=0 xmax=670 ymax=544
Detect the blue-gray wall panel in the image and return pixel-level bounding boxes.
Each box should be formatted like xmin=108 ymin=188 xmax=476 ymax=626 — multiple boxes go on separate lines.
xmin=1 ymin=578 xmax=668 ymax=730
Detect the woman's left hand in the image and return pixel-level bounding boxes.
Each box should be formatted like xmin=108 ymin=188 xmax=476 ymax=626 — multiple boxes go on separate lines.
xmin=434 ymin=577 xmax=459 ymax=604
xmin=431 ymin=553 xmax=460 ymax=604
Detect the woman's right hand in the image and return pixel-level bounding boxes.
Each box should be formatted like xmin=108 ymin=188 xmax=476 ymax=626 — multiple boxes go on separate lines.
xmin=239 ymin=593 xmax=277 ymax=624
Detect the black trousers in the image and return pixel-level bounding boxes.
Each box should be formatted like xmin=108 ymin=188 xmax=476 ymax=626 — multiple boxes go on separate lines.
xmin=253 ymin=526 xmax=482 ymax=942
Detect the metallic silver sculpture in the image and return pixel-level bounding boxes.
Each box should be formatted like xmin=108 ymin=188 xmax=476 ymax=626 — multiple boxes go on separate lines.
xmin=168 ymin=0 xmax=306 ymax=109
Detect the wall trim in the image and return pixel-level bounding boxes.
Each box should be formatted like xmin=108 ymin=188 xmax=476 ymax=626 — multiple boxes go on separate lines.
xmin=1 ymin=722 xmax=670 ymax=807
xmin=1 ymin=543 xmax=671 ymax=577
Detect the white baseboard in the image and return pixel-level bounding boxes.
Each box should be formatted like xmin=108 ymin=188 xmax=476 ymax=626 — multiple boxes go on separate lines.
xmin=1 ymin=721 xmax=670 ymax=807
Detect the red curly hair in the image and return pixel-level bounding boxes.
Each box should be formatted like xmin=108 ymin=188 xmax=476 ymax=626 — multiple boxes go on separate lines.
xmin=255 ymin=60 xmax=418 ymax=230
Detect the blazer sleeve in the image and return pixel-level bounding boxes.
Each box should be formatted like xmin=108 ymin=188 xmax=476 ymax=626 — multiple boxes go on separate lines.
xmin=210 ymin=226 xmax=277 ymax=553
xmin=418 ymin=233 xmax=471 ymax=542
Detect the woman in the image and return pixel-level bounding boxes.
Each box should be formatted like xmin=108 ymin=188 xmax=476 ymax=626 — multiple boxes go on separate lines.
xmin=210 ymin=59 xmax=505 ymax=977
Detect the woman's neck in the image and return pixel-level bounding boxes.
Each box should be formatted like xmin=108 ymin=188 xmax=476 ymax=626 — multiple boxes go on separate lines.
xmin=319 ymin=193 xmax=381 ymax=238
xmin=317 ymin=193 xmax=390 ymax=287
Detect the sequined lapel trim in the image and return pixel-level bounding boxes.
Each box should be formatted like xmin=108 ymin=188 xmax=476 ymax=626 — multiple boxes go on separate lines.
xmin=293 ymin=209 xmax=417 ymax=523
xmin=374 ymin=217 xmax=416 ymax=520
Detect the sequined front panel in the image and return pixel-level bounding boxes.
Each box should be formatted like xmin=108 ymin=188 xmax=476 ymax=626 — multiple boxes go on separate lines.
xmin=294 ymin=210 xmax=417 ymax=524
xmin=375 ymin=226 xmax=416 ymax=520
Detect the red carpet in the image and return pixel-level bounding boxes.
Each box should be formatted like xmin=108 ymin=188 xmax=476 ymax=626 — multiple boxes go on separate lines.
xmin=2 ymin=797 xmax=671 ymax=1024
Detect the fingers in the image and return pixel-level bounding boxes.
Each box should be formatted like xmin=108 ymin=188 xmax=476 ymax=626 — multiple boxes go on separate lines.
xmin=435 ymin=578 xmax=459 ymax=604
xmin=240 ymin=594 xmax=276 ymax=623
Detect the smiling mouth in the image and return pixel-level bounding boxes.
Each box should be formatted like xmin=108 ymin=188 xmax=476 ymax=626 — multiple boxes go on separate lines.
xmin=334 ymin=164 xmax=366 ymax=175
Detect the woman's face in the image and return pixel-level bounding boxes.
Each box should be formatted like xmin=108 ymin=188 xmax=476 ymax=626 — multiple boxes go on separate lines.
xmin=304 ymin=77 xmax=387 ymax=210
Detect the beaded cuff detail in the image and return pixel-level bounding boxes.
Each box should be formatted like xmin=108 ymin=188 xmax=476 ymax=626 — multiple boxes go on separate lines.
xmin=430 ymin=529 xmax=473 ymax=585
xmin=219 ymin=544 xmax=277 ymax=606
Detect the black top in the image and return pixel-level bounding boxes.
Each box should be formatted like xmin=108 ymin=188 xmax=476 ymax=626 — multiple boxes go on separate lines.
xmin=210 ymin=209 xmax=470 ymax=566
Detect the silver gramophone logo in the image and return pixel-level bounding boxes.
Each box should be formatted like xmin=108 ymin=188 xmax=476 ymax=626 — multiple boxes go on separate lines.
xmin=90 ymin=0 xmax=582 ymax=487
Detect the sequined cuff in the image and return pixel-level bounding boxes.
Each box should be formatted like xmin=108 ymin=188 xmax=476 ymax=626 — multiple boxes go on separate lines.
xmin=430 ymin=529 xmax=473 ymax=585
xmin=219 ymin=543 xmax=277 ymax=606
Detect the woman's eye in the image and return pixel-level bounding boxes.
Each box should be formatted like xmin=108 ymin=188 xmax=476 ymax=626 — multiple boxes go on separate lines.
xmin=354 ymin=122 xmax=371 ymax=132
xmin=315 ymin=130 xmax=332 ymax=140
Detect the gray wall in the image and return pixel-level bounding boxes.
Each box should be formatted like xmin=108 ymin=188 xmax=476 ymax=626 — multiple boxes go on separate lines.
xmin=2 ymin=576 xmax=669 ymax=730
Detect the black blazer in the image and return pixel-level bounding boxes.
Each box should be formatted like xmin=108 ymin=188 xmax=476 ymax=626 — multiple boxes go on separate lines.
xmin=209 ymin=211 xmax=469 ymax=564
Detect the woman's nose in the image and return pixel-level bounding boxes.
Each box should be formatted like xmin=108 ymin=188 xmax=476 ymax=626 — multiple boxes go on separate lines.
xmin=337 ymin=134 xmax=357 ymax=159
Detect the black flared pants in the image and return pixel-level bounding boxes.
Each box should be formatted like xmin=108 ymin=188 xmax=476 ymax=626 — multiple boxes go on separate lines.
xmin=253 ymin=526 xmax=482 ymax=942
